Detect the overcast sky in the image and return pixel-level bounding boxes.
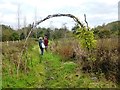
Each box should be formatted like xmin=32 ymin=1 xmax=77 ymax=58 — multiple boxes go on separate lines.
xmin=0 ymin=0 xmax=119 ymax=29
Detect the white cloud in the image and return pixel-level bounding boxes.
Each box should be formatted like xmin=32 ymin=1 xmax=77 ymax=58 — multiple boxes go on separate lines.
xmin=19 ymin=0 xmax=84 ymax=9
xmin=97 ymin=0 xmax=118 ymax=5
xmin=0 ymin=0 xmax=119 ymax=29
xmin=0 ymin=2 xmax=17 ymax=12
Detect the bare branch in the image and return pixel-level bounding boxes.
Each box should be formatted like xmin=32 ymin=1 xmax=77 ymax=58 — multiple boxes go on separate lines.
xmin=84 ymin=14 xmax=89 ymax=30
xmin=36 ymin=14 xmax=84 ymax=28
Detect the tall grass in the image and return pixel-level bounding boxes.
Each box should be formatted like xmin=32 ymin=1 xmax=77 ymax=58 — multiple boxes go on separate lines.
xmin=2 ymin=39 xmax=42 ymax=88
xmin=2 ymin=39 xmax=35 ymax=74
xmin=91 ymin=38 xmax=119 ymax=83
xmin=49 ymin=38 xmax=86 ymax=61
xmin=49 ymin=37 xmax=119 ymax=85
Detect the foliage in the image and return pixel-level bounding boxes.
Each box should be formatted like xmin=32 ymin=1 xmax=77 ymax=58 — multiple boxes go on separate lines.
xmin=1 ymin=21 xmax=119 ymax=41
xmin=93 ymin=21 xmax=119 ymax=38
xmin=37 ymin=31 xmax=44 ymax=38
xmin=94 ymin=38 xmax=119 ymax=82
xmin=20 ymin=32 xmax=25 ymax=40
xmin=2 ymin=25 xmax=15 ymax=41
xmin=72 ymin=24 xmax=79 ymax=34
xmin=79 ymin=38 xmax=120 ymax=84
xmin=10 ymin=32 xmax=19 ymax=40
xmin=76 ymin=27 xmax=96 ymax=50
xmin=93 ymin=28 xmax=112 ymax=38
xmin=2 ymin=39 xmax=45 ymax=88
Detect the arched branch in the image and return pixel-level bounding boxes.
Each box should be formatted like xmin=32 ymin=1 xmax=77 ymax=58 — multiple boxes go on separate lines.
xmin=35 ymin=14 xmax=84 ymax=28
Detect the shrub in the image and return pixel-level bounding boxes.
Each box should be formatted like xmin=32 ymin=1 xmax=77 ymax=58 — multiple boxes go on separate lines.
xmin=49 ymin=38 xmax=86 ymax=61
xmin=80 ymin=38 xmax=119 ymax=83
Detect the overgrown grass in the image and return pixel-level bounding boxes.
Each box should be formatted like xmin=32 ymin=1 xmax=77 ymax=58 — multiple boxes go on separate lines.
xmin=48 ymin=37 xmax=119 ymax=88
xmin=2 ymin=39 xmax=46 ymax=88
xmin=40 ymin=51 xmax=116 ymax=88
xmin=2 ymin=38 xmax=118 ymax=88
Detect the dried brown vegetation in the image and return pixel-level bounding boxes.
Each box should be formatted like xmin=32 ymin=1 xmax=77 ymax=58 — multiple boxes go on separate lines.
xmin=49 ymin=38 xmax=120 ymax=84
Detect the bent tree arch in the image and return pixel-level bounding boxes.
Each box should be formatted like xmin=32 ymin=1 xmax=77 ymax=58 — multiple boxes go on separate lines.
xmin=26 ymin=14 xmax=85 ymax=46
xmin=17 ymin=14 xmax=85 ymax=76
xmin=35 ymin=14 xmax=84 ymax=28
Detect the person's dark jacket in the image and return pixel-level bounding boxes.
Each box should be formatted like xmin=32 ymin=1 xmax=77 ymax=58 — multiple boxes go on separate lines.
xmin=39 ymin=39 xmax=43 ymax=48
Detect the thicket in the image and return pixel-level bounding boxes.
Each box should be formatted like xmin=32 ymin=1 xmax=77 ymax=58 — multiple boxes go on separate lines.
xmin=50 ymin=37 xmax=119 ymax=85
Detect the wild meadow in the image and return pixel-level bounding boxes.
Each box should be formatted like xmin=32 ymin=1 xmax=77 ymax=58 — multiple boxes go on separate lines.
xmin=1 ymin=21 xmax=120 ymax=88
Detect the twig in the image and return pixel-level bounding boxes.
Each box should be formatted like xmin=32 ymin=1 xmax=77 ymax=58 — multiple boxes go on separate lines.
xmin=84 ymin=14 xmax=89 ymax=31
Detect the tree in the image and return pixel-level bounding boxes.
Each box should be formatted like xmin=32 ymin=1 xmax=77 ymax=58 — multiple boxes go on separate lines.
xmin=10 ymin=32 xmax=19 ymax=41
xmin=2 ymin=25 xmax=14 ymax=41
xmin=37 ymin=31 xmax=44 ymax=38
xmin=45 ymin=29 xmax=50 ymax=39
xmin=72 ymin=24 xmax=79 ymax=34
xmin=76 ymin=27 xmax=96 ymax=50
xmin=20 ymin=32 xmax=25 ymax=40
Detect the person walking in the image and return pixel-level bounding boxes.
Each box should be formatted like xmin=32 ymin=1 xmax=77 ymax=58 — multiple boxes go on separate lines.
xmin=44 ymin=36 xmax=49 ymax=52
xmin=38 ymin=37 xmax=45 ymax=55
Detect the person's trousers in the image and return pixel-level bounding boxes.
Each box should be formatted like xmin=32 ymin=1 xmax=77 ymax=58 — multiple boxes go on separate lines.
xmin=40 ymin=47 xmax=44 ymax=55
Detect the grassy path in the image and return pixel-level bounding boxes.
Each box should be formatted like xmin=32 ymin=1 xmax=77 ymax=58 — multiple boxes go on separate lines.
xmin=32 ymin=45 xmax=77 ymax=88
xmin=3 ymin=44 xmax=116 ymax=88
xmin=42 ymin=52 xmax=77 ymax=88
xmin=32 ymin=44 xmax=117 ymax=88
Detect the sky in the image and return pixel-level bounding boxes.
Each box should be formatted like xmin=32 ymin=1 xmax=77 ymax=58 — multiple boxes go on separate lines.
xmin=0 ymin=0 xmax=119 ymax=30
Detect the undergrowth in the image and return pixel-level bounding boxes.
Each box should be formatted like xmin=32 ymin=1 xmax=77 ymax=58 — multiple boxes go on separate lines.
xmin=41 ymin=52 xmax=116 ymax=88
xmin=2 ymin=38 xmax=118 ymax=88
xmin=2 ymin=39 xmax=45 ymax=88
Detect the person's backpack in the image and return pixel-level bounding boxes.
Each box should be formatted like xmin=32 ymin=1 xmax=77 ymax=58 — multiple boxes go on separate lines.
xmin=41 ymin=42 xmax=45 ymax=48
